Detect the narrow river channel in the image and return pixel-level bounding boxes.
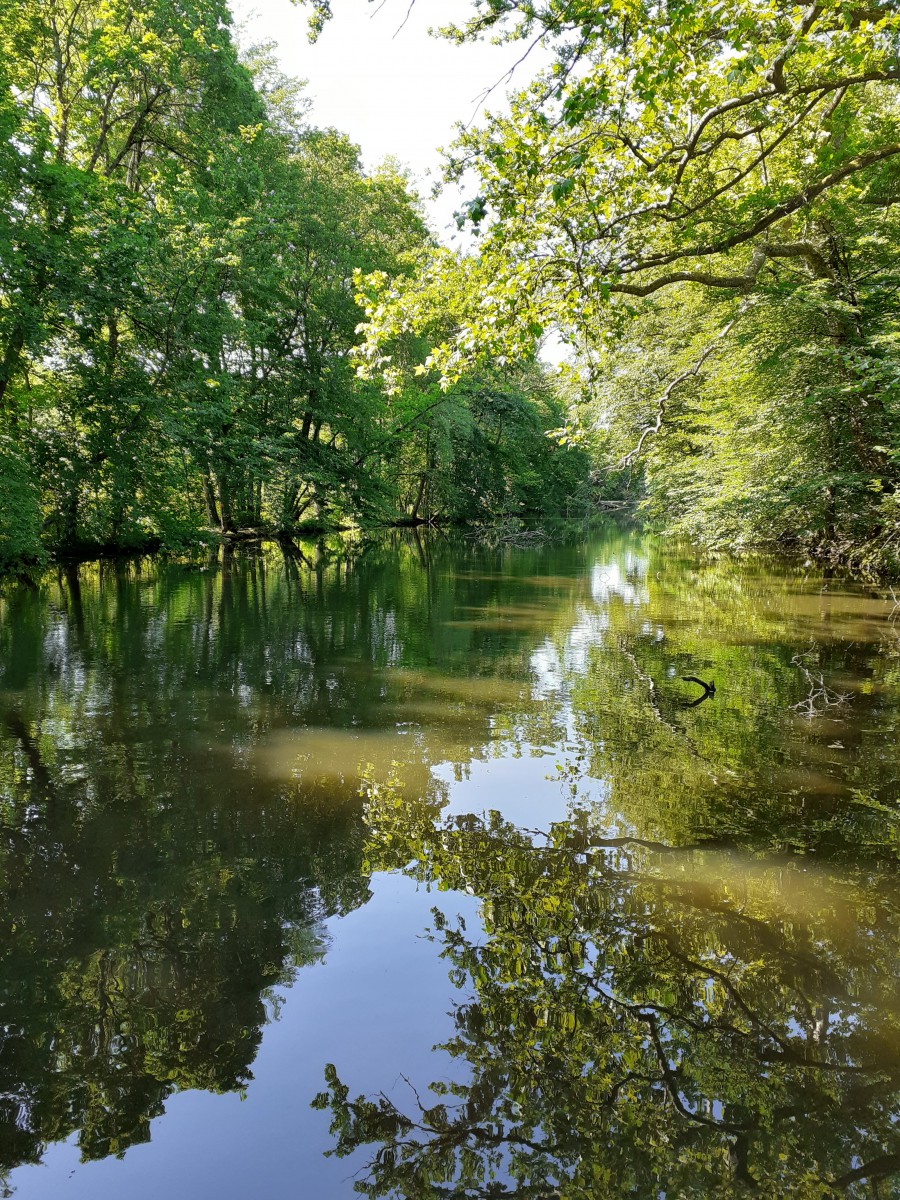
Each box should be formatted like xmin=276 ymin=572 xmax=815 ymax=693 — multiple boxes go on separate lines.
xmin=1 ymin=526 xmax=898 ymax=1198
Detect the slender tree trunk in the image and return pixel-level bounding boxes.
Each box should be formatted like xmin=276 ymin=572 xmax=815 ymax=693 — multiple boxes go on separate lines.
xmin=215 ymin=471 xmax=235 ymax=532
xmin=411 ymin=470 xmax=427 ymax=521
xmin=287 ymin=483 xmax=299 ymax=523
xmin=61 ymin=492 xmax=79 ymax=548
xmin=0 ymin=324 xmax=25 ymax=411
xmin=201 ymin=469 xmax=220 ymax=527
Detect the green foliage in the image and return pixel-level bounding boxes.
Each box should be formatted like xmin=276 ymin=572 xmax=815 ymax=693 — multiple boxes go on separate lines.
xmin=323 ymin=0 xmax=900 ymax=571
xmin=571 ymin=196 xmax=900 ymax=567
xmin=1 ymin=530 xmax=900 ymax=1187
xmin=359 ymin=363 xmax=593 ymax=525
xmin=322 ymin=784 xmax=900 ymax=1198
xmin=0 ymin=437 xmax=44 ymax=568
xmin=0 ymin=0 xmax=587 ymax=570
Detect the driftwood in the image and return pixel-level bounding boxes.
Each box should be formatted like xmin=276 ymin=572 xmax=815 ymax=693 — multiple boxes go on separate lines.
xmin=681 ymin=675 xmax=716 ymax=706
xmin=464 ymin=520 xmax=549 ymax=548
xmin=619 ymin=640 xmax=721 ymax=780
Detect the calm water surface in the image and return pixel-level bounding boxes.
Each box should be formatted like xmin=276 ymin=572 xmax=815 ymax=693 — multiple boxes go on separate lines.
xmin=1 ymin=527 xmax=899 ymax=1198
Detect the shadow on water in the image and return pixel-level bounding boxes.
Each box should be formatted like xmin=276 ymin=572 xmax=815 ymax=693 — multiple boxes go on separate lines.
xmin=0 ymin=527 xmax=898 ymax=1195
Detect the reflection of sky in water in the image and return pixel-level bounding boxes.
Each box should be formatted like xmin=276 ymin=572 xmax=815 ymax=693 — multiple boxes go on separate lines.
xmin=533 ymin=548 xmax=646 ymax=694
xmin=12 ymin=874 xmax=481 ymax=1200
xmin=591 ymin=557 xmax=648 ymax=606
xmin=435 ymin=743 xmax=576 ymax=827
xmin=5 ymin=533 xmax=900 ymax=1198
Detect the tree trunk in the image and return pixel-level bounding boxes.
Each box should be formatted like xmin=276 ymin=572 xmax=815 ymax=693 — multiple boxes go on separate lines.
xmin=201 ymin=469 xmax=220 ymax=527
xmin=215 ymin=471 xmax=235 ymax=532
xmin=61 ymin=492 xmax=79 ymax=548
xmin=411 ymin=470 xmax=428 ymax=521
xmin=0 ymin=324 xmax=25 ymax=411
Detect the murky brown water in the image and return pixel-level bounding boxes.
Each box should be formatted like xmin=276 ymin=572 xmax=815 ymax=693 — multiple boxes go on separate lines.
xmin=0 ymin=527 xmax=898 ymax=1197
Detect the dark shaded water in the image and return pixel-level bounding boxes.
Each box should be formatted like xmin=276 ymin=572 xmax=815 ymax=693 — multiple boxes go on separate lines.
xmin=0 ymin=527 xmax=899 ymax=1197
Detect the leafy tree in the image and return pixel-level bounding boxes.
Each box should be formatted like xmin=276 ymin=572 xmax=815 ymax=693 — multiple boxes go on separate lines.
xmin=0 ymin=0 xmax=584 ymax=567
xmin=317 ymin=0 xmax=900 ymax=566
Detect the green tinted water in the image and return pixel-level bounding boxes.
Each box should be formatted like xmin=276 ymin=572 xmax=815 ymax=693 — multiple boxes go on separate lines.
xmin=0 ymin=528 xmax=899 ymax=1197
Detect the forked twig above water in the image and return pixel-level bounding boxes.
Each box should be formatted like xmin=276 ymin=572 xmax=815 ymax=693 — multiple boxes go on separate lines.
xmin=620 ymin=318 xmax=737 ymax=467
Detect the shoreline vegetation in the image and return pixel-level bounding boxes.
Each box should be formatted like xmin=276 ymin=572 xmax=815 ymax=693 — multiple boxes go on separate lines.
xmin=2 ymin=0 xmax=900 ymax=578
xmin=2 ymin=511 xmax=894 ymax=588
xmin=10 ymin=517 xmax=886 ymax=604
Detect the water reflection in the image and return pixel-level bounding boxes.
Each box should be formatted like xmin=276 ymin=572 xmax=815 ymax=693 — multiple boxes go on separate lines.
xmin=0 ymin=529 xmax=897 ymax=1196
xmin=321 ymin=785 xmax=900 ymax=1197
xmin=0 ymin=534 xmax=585 ymax=1189
xmin=0 ymin=702 xmax=370 ymax=1172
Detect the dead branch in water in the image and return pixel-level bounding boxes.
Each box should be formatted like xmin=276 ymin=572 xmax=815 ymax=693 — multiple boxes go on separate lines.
xmin=790 ymin=652 xmax=852 ymax=720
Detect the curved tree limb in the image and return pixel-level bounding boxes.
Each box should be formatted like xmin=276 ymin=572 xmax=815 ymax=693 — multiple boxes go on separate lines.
xmin=620 ymin=317 xmax=738 ymax=463
xmin=628 ymin=141 xmax=900 ymax=275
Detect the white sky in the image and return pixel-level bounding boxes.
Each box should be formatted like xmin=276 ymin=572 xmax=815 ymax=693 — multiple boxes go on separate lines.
xmin=230 ymin=0 xmax=538 ymax=240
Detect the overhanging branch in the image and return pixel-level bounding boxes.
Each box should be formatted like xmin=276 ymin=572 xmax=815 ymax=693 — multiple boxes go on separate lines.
xmin=631 ymin=142 xmax=900 ymax=274
xmin=620 ymin=317 xmax=738 ymax=465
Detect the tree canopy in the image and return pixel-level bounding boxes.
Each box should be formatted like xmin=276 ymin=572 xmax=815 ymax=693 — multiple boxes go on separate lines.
xmin=313 ymin=0 xmax=900 ymax=569
xmin=0 ymin=0 xmax=590 ymax=571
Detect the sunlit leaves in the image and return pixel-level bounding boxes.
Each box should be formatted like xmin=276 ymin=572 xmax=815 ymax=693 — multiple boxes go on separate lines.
xmin=317 ymin=0 xmax=900 ymax=443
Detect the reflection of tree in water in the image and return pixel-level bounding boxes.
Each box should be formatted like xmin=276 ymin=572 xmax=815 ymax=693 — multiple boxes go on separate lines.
xmin=318 ymin=780 xmax=900 ymax=1198
xmin=0 ymin=743 xmax=370 ymax=1171
xmin=503 ymin=543 xmax=900 ymax=850
xmin=0 ymin=548 xmax=386 ymax=1172
xmin=1 ymin=530 xmax=899 ymax=1189
xmin=0 ymin=534 xmax=591 ymax=1177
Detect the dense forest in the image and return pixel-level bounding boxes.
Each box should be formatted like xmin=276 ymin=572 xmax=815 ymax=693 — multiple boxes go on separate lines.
xmin=2 ymin=0 xmax=900 ymax=573
xmin=0 ymin=0 xmax=590 ymax=571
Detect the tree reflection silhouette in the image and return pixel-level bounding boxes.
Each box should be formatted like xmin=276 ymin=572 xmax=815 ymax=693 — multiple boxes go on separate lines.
xmin=318 ymin=781 xmax=900 ymax=1198
xmin=0 ymin=534 xmax=582 ymax=1177
xmin=2 ymin=532 xmax=900 ymax=1192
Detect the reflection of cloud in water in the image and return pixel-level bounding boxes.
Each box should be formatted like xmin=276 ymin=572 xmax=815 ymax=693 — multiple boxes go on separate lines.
xmin=530 ymin=641 xmax=563 ymax=699
xmin=530 ymin=607 xmax=610 ymax=698
xmin=591 ymin=559 xmax=648 ymax=606
xmin=564 ymin=610 xmax=610 ymax=671
xmin=528 ymin=553 xmax=649 ymax=705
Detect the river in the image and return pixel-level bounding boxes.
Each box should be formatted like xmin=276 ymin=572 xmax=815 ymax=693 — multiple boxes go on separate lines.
xmin=0 ymin=526 xmax=898 ymax=1197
